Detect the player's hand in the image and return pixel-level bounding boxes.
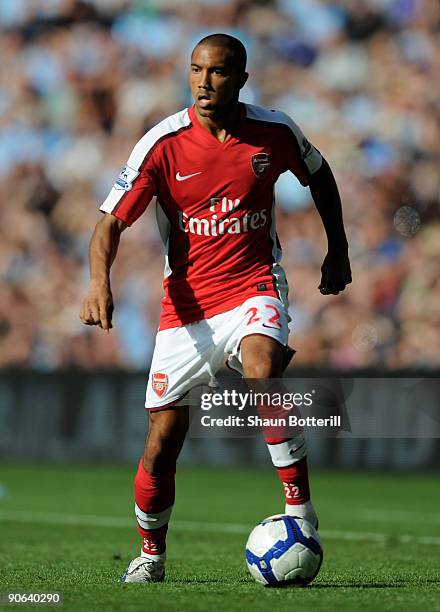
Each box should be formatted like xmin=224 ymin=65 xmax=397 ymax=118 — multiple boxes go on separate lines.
xmin=319 ymin=250 xmax=352 ymax=295
xmin=79 ymin=281 xmax=114 ymax=333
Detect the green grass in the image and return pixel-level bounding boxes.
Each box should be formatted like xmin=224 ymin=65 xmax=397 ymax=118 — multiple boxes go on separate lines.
xmin=0 ymin=464 xmax=439 ymax=611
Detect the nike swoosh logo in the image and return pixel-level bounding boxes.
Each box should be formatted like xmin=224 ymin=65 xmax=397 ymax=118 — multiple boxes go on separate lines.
xmin=176 ymin=171 xmax=202 ymax=181
xmin=262 ymin=323 xmax=282 ymax=330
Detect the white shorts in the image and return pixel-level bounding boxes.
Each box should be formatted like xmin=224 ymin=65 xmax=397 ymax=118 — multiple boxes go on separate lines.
xmin=145 ymin=295 xmax=290 ymax=410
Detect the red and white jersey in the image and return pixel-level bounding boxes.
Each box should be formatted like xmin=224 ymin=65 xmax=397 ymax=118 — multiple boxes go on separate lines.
xmin=100 ymin=103 xmax=322 ymax=330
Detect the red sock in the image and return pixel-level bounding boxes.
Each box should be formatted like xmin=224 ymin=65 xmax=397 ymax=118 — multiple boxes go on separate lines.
xmin=134 ymin=458 xmax=175 ymax=555
xmin=276 ymin=457 xmax=311 ymax=505
xmin=265 ymin=436 xmax=310 ymax=505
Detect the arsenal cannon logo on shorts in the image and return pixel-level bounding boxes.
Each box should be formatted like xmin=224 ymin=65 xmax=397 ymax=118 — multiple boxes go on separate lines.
xmin=251 ymin=152 xmax=271 ymax=177
xmin=152 ymin=372 xmax=168 ymax=398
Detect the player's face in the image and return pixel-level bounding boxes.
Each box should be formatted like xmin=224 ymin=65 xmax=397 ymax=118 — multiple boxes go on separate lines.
xmin=189 ymin=45 xmax=247 ymax=118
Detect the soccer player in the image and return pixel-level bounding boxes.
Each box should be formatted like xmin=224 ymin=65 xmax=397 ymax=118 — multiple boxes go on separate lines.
xmin=80 ymin=33 xmax=351 ymax=583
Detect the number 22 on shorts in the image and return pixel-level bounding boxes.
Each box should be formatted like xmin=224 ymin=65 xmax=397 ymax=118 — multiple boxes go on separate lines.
xmin=245 ymin=304 xmax=282 ymax=329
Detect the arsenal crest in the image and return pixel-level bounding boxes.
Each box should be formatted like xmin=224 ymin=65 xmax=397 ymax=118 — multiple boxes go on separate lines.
xmin=251 ymin=152 xmax=271 ymax=178
xmin=152 ymin=372 xmax=168 ymax=398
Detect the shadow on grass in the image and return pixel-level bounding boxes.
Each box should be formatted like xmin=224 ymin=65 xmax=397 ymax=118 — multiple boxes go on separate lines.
xmin=314 ymin=576 xmax=440 ymax=589
xmin=312 ymin=583 xmax=403 ymax=589
xmin=167 ymin=574 xmax=440 ymax=589
xmin=169 ymin=579 xmax=414 ymax=589
xmin=166 ymin=579 xmax=393 ymax=588
xmin=168 ymin=578 xmax=241 ymax=585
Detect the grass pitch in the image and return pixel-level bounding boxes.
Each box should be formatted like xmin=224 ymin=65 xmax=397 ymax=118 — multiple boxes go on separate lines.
xmin=0 ymin=464 xmax=439 ymax=611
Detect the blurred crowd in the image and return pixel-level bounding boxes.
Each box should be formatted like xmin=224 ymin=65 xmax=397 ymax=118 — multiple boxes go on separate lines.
xmin=0 ymin=0 xmax=439 ymax=370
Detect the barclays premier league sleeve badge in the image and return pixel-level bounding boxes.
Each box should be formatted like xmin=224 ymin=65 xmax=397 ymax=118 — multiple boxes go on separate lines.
xmin=114 ymin=165 xmax=139 ymax=191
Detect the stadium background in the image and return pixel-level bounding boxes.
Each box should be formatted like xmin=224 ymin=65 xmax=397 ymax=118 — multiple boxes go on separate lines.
xmin=0 ymin=0 xmax=438 ymax=467
xmin=0 ymin=0 xmax=438 ymax=373
xmin=0 ymin=0 xmax=439 ymax=461
xmin=0 ymin=1 xmax=439 ymax=609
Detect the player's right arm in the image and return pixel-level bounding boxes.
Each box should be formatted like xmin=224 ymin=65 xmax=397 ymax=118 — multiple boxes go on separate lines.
xmin=79 ymin=214 xmax=127 ymax=332
xmin=80 ymin=120 xmax=164 ymax=331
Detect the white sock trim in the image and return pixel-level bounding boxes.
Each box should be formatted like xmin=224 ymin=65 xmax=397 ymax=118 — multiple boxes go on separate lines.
xmin=267 ymin=435 xmax=307 ymax=467
xmin=135 ymin=503 xmax=173 ymax=530
xmin=140 ymin=550 xmax=166 ymax=562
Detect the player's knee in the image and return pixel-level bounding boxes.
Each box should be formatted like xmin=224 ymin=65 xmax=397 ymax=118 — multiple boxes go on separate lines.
xmin=241 ymin=336 xmax=284 ymax=379
xmin=243 ymin=354 xmax=281 ymax=379
xmin=244 ymin=361 xmax=270 ymax=378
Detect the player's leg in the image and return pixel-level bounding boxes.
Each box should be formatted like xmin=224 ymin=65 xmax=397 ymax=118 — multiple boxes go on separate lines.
xmin=240 ymin=333 xmax=283 ymax=378
xmin=240 ymin=332 xmax=318 ymax=528
xmin=121 ymin=321 xmax=215 ymax=583
xmin=137 ymin=407 xmax=190 ymax=554
xmin=121 ymin=406 xmax=189 ymax=583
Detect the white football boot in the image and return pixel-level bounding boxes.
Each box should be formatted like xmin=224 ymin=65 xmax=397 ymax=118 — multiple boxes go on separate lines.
xmin=120 ymin=556 xmax=165 ymax=583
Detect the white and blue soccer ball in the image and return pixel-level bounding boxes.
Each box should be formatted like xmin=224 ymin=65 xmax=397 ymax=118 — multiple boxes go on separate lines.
xmin=245 ymin=514 xmax=323 ymax=587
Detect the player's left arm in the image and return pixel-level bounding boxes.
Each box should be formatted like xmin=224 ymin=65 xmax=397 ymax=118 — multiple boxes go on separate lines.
xmin=282 ymin=111 xmax=352 ymax=296
xmin=308 ymin=157 xmax=352 ymax=295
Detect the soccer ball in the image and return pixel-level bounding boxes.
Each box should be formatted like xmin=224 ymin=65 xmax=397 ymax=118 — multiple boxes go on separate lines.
xmin=245 ymin=514 xmax=323 ymax=587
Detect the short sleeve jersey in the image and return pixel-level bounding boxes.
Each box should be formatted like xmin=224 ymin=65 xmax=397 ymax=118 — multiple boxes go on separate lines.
xmin=101 ymin=103 xmax=322 ymax=330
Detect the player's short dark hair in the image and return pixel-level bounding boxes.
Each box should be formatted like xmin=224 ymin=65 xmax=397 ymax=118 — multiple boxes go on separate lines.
xmin=193 ymin=33 xmax=247 ymax=73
